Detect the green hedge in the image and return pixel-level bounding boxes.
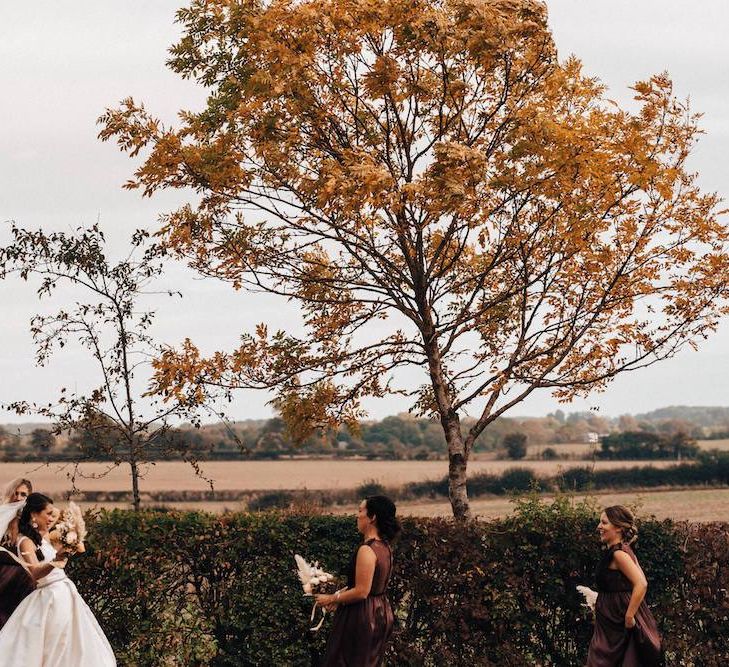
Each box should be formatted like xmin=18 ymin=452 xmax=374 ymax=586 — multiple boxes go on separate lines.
xmin=405 ymin=451 xmax=729 ymax=501
xmin=246 ymin=452 xmax=729 ymax=510
xmin=67 ymin=498 xmax=729 ymax=666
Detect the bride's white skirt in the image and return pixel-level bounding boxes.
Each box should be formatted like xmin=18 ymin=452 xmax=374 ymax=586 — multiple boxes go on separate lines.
xmin=0 ymin=576 xmax=116 ymax=666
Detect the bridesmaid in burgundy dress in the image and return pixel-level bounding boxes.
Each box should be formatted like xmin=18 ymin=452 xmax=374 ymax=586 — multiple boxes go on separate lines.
xmin=0 ymin=478 xmax=36 ymax=629
xmin=587 ymin=505 xmax=663 ymax=666
xmin=315 ymin=495 xmax=400 ymax=667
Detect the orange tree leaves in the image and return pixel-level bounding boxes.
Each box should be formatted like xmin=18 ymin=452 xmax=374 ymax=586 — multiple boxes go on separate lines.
xmin=100 ymin=0 xmax=729 ymax=517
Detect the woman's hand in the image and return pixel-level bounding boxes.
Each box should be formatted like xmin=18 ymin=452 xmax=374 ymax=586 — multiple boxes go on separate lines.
xmin=625 ymin=613 xmax=636 ymax=629
xmin=53 ymin=548 xmax=70 ymax=567
xmin=314 ymin=593 xmax=334 ymax=609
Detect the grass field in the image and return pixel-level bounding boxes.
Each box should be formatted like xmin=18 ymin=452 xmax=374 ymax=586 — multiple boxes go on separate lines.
xmin=698 ymin=438 xmax=729 ymax=450
xmin=2 ymin=459 xmax=725 ymax=522
xmin=527 ymin=438 xmax=729 ymax=459
xmin=0 ymin=458 xmax=687 ymax=496
xmin=392 ymin=488 xmax=729 ymax=523
xmin=526 ymin=443 xmax=599 ymax=458
xmin=60 ymin=487 xmax=729 ymax=522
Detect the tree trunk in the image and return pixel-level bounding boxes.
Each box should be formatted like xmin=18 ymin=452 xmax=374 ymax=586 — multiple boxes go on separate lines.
xmin=420 ymin=310 xmax=471 ymax=519
xmin=443 ymin=413 xmax=471 ymax=521
xmin=130 ymin=459 xmax=141 ymax=512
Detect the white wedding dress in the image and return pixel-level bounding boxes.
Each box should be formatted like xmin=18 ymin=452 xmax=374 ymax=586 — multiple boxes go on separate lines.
xmin=0 ymin=537 xmax=116 ymax=666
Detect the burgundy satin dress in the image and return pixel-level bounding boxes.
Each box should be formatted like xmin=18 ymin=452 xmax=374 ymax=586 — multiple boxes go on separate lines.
xmin=0 ymin=546 xmax=35 ymax=629
xmin=321 ymin=539 xmax=394 ymax=667
xmin=587 ymin=543 xmax=663 ymax=666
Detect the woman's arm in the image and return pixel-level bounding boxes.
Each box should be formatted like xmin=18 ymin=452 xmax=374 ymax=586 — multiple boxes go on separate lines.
xmin=18 ymin=537 xmax=65 ymax=581
xmin=613 ymin=550 xmax=648 ymax=628
xmin=315 ymin=545 xmax=376 ymax=608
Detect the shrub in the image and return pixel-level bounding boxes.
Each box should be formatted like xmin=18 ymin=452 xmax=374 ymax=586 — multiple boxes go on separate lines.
xmin=498 ymin=467 xmax=539 ymax=493
xmin=466 ymin=471 xmax=502 ymax=496
xmin=67 ymin=501 xmax=729 ymax=665
xmin=558 ymin=466 xmax=595 ymax=491
xmin=357 ymin=479 xmax=386 ymax=497
xmin=405 ymin=476 xmax=450 ymax=498
xmin=247 ymin=490 xmax=295 ymax=511
xmin=504 ymin=432 xmax=528 ymax=459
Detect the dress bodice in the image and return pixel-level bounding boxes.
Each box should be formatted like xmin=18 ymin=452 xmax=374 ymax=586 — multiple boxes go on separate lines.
xmin=345 ymin=539 xmax=393 ymax=596
xmin=38 ymin=539 xmax=56 ymax=561
xmin=18 ymin=537 xmax=67 ymax=586
xmin=595 ymin=543 xmax=636 ymax=593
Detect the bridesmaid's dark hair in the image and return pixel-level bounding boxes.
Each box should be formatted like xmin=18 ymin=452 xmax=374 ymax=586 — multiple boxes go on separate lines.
xmin=604 ymin=505 xmax=638 ymax=545
xmin=18 ymin=492 xmax=53 ymax=547
xmin=365 ymin=495 xmax=401 ymax=542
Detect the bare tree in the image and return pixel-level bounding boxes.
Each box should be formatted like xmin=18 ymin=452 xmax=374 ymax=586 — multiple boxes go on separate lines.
xmin=0 ymin=225 xmax=215 ymax=510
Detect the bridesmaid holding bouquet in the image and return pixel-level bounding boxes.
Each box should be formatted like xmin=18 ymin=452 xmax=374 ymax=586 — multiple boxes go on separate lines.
xmin=315 ymin=495 xmax=400 ymax=667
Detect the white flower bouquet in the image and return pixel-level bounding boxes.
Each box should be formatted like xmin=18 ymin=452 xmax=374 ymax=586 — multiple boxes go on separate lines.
xmin=294 ymin=554 xmax=341 ymax=631
xmin=48 ymin=501 xmax=87 ymax=555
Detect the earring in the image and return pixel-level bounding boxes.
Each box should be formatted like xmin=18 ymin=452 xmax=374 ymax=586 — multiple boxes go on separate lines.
xmin=32 ymin=521 xmax=38 ymax=529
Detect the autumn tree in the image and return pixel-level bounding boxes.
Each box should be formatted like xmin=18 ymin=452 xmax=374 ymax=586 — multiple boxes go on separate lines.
xmin=99 ymin=0 xmax=729 ymax=519
xmin=0 ymin=225 xmax=212 ymax=510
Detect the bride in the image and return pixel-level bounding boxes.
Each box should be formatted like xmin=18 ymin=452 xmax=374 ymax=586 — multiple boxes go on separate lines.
xmin=0 ymin=492 xmax=116 ymax=666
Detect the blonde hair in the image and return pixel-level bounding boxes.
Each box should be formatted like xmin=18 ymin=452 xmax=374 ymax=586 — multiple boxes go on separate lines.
xmin=604 ymin=505 xmax=638 ymax=544
xmin=0 ymin=478 xmax=32 ymax=546
xmin=2 ymin=478 xmax=33 ymax=505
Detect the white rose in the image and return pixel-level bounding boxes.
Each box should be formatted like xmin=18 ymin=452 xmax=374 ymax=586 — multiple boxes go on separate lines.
xmin=65 ymin=531 xmax=78 ymax=543
xmin=310 ymin=577 xmax=320 ymax=586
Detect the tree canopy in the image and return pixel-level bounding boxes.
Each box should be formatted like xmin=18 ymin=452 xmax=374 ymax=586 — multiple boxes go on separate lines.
xmin=100 ymin=0 xmax=729 ymax=518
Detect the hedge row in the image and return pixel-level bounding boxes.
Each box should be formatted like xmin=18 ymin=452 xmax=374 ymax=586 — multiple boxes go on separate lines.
xmin=40 ymin=452 xmax=729 ymax=509
xmin=67 ymin=498 xmax=729 ymax=666
xmin=248 ymin=451 xmax=729 ymax=510
xmin=408 ymin=451 xmax=729 ymax=498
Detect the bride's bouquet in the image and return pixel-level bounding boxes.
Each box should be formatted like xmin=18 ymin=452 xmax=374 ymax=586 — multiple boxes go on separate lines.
xmin=294 ymin=554 xmax=341 ymax=631
xmin=48 ymin=501 xmax=87 ymax=555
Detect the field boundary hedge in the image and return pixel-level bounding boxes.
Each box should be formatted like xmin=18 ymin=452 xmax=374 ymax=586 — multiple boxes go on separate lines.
xmin=68 ymin=498 xmax=729 ymax=666
xmin=58 ymin=451 xmax=729 ymax=509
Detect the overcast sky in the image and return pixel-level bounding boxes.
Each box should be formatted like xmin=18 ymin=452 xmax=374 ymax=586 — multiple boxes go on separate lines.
xmin=1 ymin=1 xmax=728 ymax=424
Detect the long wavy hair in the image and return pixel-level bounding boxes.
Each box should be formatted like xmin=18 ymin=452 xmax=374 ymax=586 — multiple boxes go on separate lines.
xmin=18 ymin=493 xmax=53 ymax=548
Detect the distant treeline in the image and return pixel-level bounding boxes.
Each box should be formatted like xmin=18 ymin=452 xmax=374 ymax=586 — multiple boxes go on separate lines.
xmin=2 ymin=405 xmax=729 ymax=462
